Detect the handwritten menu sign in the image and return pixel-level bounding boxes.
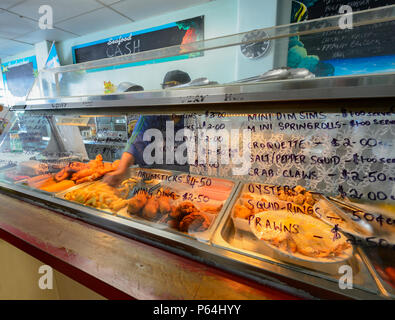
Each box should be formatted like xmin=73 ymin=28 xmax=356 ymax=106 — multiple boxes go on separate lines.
xmin=72 ymin=16 xmax=204 ymax=69
xmin=297 ymin=0 xmax=395 ymax=60
xmin=188 ymin=105 xmax=395 ymax=204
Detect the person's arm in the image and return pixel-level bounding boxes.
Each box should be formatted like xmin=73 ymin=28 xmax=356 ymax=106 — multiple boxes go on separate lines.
xmin=103 ymin=115 xmax=150 ymax=186
xmin=103 ymin=152 xmax=135 ymax=186
xmin=124 ymin=115 xmax=156 ymax=166
xmin=115 ymin=151 xmax=135 ymax=173
xmin=103 ymin=115 xmax=164 ymax=186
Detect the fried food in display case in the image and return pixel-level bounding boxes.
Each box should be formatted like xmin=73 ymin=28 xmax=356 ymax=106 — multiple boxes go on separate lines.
xmin=0 ymin=160 xmax=48 ymax=184
xmin=317 ymin=199 xmax=395 ymax=294
xmin=250 ymin=210 xmax=353 ymax=262
xmin=120 ymin=189 xmax=219 ymax=238
xmin=0 ymin=164 xmax=77 ymax=193
xmin=232 ymin=183 xmax=318 ymax=232
xmin=58 ymin=178 xmax=139 ymax=213
xmin=212 ymin=182 xmax=366 ymax=274
xmin=3 ymin=154 xmax=122 ymax=194
xmin=313 ymin=198 xmax=376 ymax=238
xmin=114 ymin=169 xmax=235 ymax=241
xmin=54 ymin=154 xmax=120 ymax=184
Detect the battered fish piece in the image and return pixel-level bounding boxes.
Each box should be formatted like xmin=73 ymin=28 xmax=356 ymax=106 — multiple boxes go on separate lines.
xmin=127 ymin=191 xmax=148 ymax=215
xmin=54 ymin=166 xmax=73 ymax=182
xmin=294 ymin=185 xmax=306 ymax=194
xmin=167 ymin=218 xmax=179 ymax=229
xmin=293 ymin=193 xmax=305 ymax=206
xmin=234 ymin=204 xmax=252 ymax=220
xmin=142 ymin=197 xmax=160 ymax=220
xmin=71 ymin=168 xmax=94 ymax=181
xmin=241 ymin=193 xmax=254 ymax=200
xmin=278 ymin=191 xmax=288 ymax=201
xmin=274 ymin=185 xmax=316 ymax=207
xmin=304 ymin=192 xmax=315 ymax=206
xmin=158 ymin=196 xmax=172 ymax=215
xmin=69 ymin=162 xmax=88 ymax=171
xmin=179 ymin=212 xmax=210 ymax=233
xmin=170 ymin=201 xmax=198 ymax=220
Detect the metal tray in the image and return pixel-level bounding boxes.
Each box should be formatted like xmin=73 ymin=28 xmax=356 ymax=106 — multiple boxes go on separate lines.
xmin=357 ymin=246 xmax=395 ymax=299
xmin=116 ymin=168 xmax=239 ymax=243
xmin=326 ymin=198 xmax=395 ymax=245
xmin=212 ymin=215 xmax=385 ymax=300
xmin=212 ymin=182 xmax=363 ymax=275
xmin=249 ymin=210 xmax=354 ymax=274
xmin=313 ymin=196 xmax=378 ymax=241
xmin=55 ymin=181 xmax=96 ymax=198
xmin=55 ymin=167 xmax=239 ymax=243
xmin=228 ymin=182 xmax=321 ymax=234
xmin=55 ymin=181 xmax=117 ymax=216
xmin=0 ymin=167 xmax=64 ymax=196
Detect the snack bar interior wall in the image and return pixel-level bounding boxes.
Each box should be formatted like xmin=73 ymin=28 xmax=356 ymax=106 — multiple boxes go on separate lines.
xmin=0 ymin=6 xmax=394 ymax=299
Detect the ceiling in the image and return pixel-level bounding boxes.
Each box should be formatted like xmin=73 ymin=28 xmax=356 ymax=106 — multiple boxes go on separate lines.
xmin=0 ymin=0 xmax=212 ymax=59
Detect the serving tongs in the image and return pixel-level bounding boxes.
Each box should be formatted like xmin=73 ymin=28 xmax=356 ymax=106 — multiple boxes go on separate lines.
xmin=322 ymin=195 xmax=374 ymax=237
xmin=169 ymin=77 xmax=218 ymax=89
xmin=227 ymin=68 xmax=291 ymax=84
xmin=227 ymin=67 xmax=315 ymax=85
xmin=328 ymin=196 xmax=395 ymax=241
xmin=127 ymin=177 xmax=162 ymax=199
xmin=329 ymin=195 xmax=384 ymax=215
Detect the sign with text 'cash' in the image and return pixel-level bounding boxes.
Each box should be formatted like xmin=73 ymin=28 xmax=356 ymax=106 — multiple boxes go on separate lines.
xmin=72 ymin=16 xmax=204 ymax=72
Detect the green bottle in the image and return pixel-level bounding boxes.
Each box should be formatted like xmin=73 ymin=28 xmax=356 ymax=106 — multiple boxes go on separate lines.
xmin=10 ymin=131 xmax=23 ymax=153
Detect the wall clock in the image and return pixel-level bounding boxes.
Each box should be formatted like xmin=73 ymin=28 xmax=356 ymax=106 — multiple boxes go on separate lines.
xmin=240 ymin=30 xmax=271 ymax=59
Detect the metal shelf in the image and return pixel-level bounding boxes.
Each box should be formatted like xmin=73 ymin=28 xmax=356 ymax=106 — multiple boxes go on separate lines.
xmin=13 ymin=73 xmax=395 ymax=111
xmin=83 ymin=140 xmax=126 ymax=147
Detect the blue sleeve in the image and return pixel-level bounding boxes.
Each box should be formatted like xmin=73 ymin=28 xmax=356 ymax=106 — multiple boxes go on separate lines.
xmin=124 ymin=115 xmax=164 ymax=166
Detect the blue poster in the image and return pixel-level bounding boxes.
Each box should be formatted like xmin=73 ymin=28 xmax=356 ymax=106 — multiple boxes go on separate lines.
xmin=1 ymin=56 xmax=38 ymax=103
xmin=288 ymin=0 xmax=395 ymax=77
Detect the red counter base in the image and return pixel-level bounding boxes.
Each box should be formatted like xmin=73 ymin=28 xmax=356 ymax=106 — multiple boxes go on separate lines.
xmin=0 ymin=193 xmax=299 ymax=300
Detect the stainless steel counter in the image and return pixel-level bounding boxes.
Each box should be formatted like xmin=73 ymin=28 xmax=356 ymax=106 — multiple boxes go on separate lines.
xmin=13 ymin=73 xmax=395 ymax=111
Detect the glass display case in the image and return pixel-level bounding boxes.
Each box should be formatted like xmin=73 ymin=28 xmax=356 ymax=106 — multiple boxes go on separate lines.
xmin=0 ymin=6 xmax=394 ymax=299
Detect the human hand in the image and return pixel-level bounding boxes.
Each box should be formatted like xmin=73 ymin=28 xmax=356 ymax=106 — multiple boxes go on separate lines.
xmin=102 ymin=170 xmax=126 ymax=187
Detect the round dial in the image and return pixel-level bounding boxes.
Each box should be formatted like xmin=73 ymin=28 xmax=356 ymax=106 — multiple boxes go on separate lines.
xmin=240 ymin=30 xmax=271 ymax=59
